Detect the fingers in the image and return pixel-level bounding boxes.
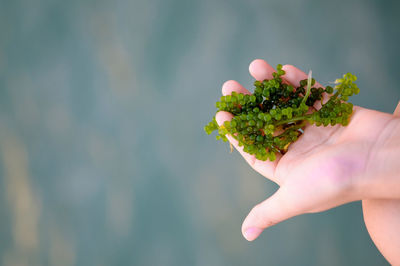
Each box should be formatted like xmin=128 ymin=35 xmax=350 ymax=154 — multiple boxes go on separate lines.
xmin=222 ymin=80 xmax=251 ymax=95
xmin=219 ymin=77 xmax=280 ymax=181
xmin=241 ymin=188 xmax=299 ymax=241
xmin=218 ymin=60 xmax=288 ymax=182
xmin=249 ymin=59 xmax=276 ymax=81
xmin=281 ymin=64 xmax=328 ymax=110
xmin=215 ymin=111 xmax=280 ymax=183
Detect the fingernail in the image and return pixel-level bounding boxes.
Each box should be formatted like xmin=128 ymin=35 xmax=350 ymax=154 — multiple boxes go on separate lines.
xmin=244 ymin=227 xmax=263 ymax=241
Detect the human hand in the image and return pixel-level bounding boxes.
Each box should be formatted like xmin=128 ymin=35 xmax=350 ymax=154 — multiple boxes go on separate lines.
xmin=216 ymin=59 xmax=398 ymax=241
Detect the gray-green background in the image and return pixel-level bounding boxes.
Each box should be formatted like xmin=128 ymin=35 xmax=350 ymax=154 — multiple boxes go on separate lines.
xmin=0 ymin=0 xmax=399 ymax=265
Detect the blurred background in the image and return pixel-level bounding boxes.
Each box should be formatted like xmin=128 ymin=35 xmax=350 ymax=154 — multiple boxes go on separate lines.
xmin=0 ymin=0 xmax=399 ymax=265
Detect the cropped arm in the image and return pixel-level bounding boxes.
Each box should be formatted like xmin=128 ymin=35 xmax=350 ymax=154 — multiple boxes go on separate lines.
xmin=362 ymin=102 xmax=400 ymax=265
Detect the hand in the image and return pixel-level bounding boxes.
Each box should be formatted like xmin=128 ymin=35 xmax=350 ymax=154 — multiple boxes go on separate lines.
xmin=215 ymin=59 xmax=397 ymax=241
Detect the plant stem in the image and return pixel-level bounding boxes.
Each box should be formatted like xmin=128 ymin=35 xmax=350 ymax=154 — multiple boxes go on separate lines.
xmin=301 ymin=70 xmax=312 ymax=105
xmin=276 ymin=114 xmax=311 ymax=126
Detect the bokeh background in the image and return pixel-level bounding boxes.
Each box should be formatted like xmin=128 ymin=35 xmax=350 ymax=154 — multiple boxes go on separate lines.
xmin=0 ymin=0 xmax=399 ymax=265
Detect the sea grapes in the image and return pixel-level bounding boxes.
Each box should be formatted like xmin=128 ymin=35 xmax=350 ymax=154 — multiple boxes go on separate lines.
xmin=204 ymin=64 xmax=360 ymax=161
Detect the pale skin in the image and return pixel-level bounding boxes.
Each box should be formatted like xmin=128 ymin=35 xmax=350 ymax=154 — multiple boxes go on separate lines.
xmin=362 ymin=101 xmax=400 ymax=265
xmin=216 ymin=59 xmax=400 ymax=264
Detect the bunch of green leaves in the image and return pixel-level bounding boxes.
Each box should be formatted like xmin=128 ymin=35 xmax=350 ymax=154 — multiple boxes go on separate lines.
xmin=204 ymin=64 xmax=360 ymax=161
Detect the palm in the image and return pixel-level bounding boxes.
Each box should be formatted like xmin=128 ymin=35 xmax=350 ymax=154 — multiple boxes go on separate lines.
xmin=215 ymin=59 xmax=394 ymax=240
xmin=275 ymin=106 xmax=382 ymax=213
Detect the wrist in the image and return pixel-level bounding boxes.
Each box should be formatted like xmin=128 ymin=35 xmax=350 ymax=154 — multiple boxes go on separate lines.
xmin=358 ymin=115 xmax=400 ymax=199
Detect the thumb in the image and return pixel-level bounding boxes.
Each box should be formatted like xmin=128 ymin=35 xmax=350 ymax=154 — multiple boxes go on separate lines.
xmin=394 ymin=101 xmax=400 ymax=117
xmin=242 ymin=188 xmax=299 ymax=241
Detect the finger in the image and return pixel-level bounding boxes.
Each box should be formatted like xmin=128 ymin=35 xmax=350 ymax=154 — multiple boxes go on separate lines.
xmin=281 ymin=64 xmax=328 ymax=110
xmin=215 ymin=111 xmax=280 ymax=183
xmin=222 ymin=80 xmax=250 ymax=96
xmin=394 ymin=101 xmax=400 ymax=117
xmin=242 ymin=188 xmax=299 ymax=241
xmin=249 ymin=59 xmax=276 ymax=81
